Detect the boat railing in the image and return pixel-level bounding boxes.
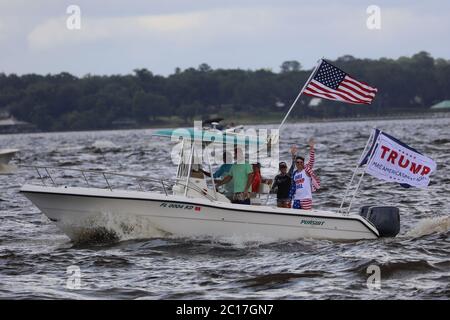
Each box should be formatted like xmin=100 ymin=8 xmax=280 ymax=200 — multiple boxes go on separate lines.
xmin=18 ymin=165 xmax=217 ymax=201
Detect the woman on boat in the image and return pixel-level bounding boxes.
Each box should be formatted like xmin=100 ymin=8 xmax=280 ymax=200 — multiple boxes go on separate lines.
xmin=288 ymin=139 xmax=320 ymax=210
xmin=251 ymin=163 xmax=272 ymax=193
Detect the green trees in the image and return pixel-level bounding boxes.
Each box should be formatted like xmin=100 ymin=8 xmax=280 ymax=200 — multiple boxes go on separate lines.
xmin=1 ymin=52 xmax=449 ymax=132
xmin=280 ymin=60 xmax=302 ymax=73
xmin=132 ymin=91 xmax=170 ymax=122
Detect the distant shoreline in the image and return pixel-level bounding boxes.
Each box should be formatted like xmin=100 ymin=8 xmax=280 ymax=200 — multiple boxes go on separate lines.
xmin=201 ymin=111 xmax=450 ymax=127
xmin=277 ymin=111 xmax=450 ymax=125
xmin=1 ymin=111 xmax=448 ymax=135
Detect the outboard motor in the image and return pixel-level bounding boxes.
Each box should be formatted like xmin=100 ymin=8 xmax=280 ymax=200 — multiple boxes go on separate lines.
xmin=359 ymin=206 xmax=400 ymax=237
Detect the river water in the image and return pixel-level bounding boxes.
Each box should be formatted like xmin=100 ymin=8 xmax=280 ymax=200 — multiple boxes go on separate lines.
xmin=0 ymin=117 xmax=449 ymax=299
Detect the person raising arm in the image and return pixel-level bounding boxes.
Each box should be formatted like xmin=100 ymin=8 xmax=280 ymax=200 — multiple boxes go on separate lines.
xmin=288 ymin=138 xmax=320 ymax=210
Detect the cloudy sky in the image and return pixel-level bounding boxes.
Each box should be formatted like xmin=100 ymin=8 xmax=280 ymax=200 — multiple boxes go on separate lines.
xmin=0 ymin=0 xmax=449 ymax=76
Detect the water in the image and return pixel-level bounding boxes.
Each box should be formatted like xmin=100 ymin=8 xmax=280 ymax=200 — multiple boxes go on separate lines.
xmin=0 ymin=117 xmax=449 ymax=299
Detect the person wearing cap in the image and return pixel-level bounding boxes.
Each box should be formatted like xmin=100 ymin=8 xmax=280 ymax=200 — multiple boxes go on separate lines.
xmin=251 ymin=162 xmax=272 ymax=193
xmin=288 ymin=138 xmax=321 ymax=210
xmin=271 ymin=161 xmax=292 ymax=208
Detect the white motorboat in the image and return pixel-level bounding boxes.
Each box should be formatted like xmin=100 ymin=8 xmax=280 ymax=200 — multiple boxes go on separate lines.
xmin=202 ymin=117 xmax=244 ymax=133
xmin=21 ymin=184 xmax=380 ymax=242
xmin=19 ymin=129 xmax=400 ymax=243
xmin=0 ymin=148 xmax=19 ymax=174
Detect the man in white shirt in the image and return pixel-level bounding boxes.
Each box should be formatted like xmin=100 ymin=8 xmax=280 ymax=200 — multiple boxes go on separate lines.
xmin=288 ymin=138 xmax=320 ymax=210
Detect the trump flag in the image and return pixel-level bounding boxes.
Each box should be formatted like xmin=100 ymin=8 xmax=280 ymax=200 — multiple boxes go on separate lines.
xmin=360 ymin=129 xmax=436 ymax=188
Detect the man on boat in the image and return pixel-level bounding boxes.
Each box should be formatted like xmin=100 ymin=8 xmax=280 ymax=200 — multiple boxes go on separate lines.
xmin=288 ymin=139 xmax=320 ymax=210
xmin=201 ymin=151 xmax=234 ymax=200
xmin=215 ymin=147 xmax=254 ymax=205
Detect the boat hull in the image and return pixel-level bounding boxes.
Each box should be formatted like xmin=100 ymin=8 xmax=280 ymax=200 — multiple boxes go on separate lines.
xmin=20 ymin=184 xmax=379 ymax=242
xmin=0 ymin=149 xmax=18 ymax=164
xmin=0 ymin=149 xmax=19 ymax=174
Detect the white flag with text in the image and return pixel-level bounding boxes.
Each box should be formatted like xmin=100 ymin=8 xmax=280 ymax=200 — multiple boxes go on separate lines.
xmin=363 ymin=130 xmax=436 ymax=188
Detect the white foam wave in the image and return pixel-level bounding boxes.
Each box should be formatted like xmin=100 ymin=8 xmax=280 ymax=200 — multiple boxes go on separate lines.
xmin=56 ymin=145 xmax=84 ymax=152
xmin=199 ymin=233 xmax=280 ymax=248
xmin=91 ymin=140 xmax=119 ymax=150
xmin=65 ymin=211 xmax=167 ymax=243
xmin=405 ymin=216 xmax=450 ymax=238
xmin=98 ymin=211 xmax=168 ymax=241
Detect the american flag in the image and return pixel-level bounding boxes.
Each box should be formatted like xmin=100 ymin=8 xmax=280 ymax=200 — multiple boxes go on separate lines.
xmin=304 ymin=60 xmax=378 ymax=105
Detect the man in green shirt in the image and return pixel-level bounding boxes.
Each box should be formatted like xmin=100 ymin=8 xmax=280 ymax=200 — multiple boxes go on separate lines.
xmin=201 ymin=151 xmax=234 ymax=200
xmin=215 ymin=147 xmax=254 ymax=205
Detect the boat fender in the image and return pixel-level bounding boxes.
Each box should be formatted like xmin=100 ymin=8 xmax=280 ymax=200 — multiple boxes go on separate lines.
xmin=359 ymin=206 xmax=400 ymax=237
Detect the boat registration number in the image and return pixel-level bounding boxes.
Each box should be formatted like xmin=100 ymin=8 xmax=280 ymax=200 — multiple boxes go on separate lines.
xmin=160 ymin=202 xmax=202 ymax=211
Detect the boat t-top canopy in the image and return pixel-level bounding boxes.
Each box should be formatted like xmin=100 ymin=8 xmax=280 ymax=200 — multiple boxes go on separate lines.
xmin=153 ymin=128 xmax=277 ymax=148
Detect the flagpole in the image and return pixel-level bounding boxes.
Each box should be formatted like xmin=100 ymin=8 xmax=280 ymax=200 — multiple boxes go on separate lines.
xmin=338 ymin=129 xmax=375 ymax=213
xmin=344 ymin=130 xmax=381 ymax=215
xmin=278 ymin=59 xmax=322 ymax=131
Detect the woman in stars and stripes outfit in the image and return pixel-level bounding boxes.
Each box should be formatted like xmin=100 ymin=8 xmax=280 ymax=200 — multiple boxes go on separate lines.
xmin=288 ymin=139 xmax=321 ymax=210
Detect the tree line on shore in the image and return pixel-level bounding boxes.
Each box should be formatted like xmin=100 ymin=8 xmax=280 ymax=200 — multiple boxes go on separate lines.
xmin=0 ymin=51 xmax=449 ymax=131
